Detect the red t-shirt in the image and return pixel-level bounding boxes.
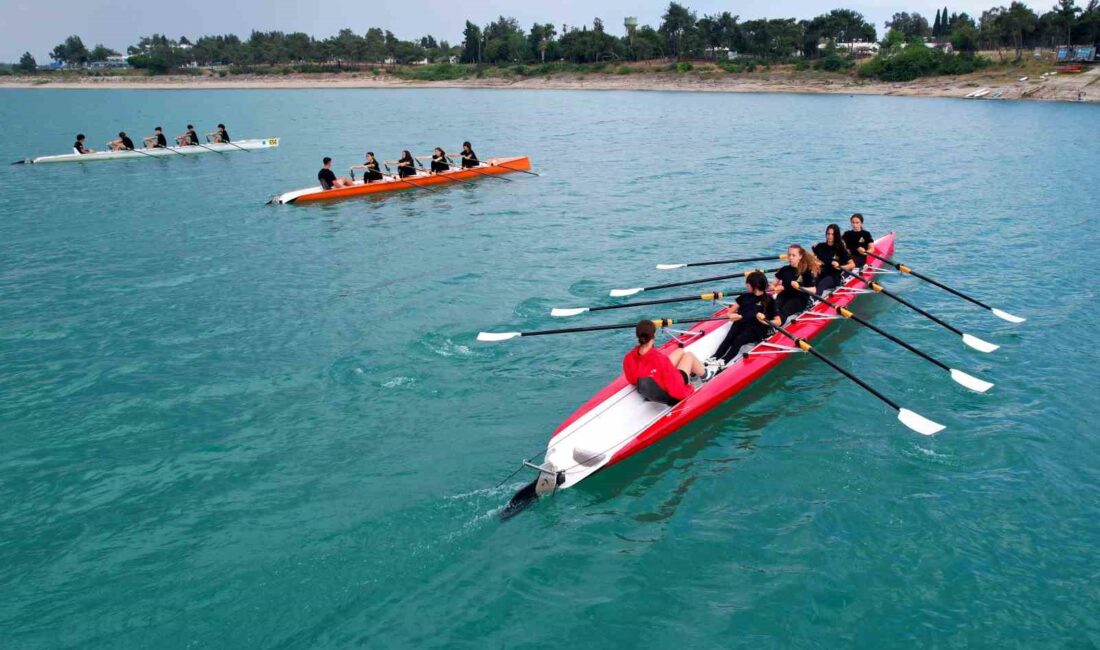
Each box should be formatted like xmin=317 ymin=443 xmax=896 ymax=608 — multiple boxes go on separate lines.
xmin=622 ymin=345 xmax=694 ymax=401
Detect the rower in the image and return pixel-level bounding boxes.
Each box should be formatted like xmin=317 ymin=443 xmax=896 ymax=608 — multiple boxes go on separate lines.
xmin=772 ymin=244 xmax=821 ymax=322
xmin=318 ymin=157 xmax=353 ymax=190
xmin=73 ymin=134 xmax=94 ymax=155
xmin=459 ymin=141 xmax=479 ymax=168
xmin=708 ymin=271 xmax=781 ymax=368
xmin=177 ymin=124 xmax=200 ymax=146
xmin=208 ymin=124 xmax=230 ymax=144
xmin=109 ymin=131 xmax=135 ymax=151
xmin=350 ymin=152 xmax=384 ymax=182
xmin=842 ymin=213 xmax=874 ymax=268
xmin=429 ymin=147 xmax=449 ymax=173
xmin=811 ymin=224 xmax=855 ymax=292
xmin=623 ymin=320 xmax=709 ymax=407
xmin=396 ymin=150 xmax=417 ymax=178
xmin=143 ymin=126 xmax=168 ymax=149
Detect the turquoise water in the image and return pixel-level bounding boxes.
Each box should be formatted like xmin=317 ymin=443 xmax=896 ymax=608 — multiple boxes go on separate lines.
xmin=1 ymin=88 xmax=1098 ymax=649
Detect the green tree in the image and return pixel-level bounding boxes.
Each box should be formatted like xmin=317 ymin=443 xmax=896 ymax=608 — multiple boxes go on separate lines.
xmin=1052 ymin=0 xmax=1082 ymax=44
xmin=933 ymin=9 xmax=943 ymax=37
xmin=1003 ymin=2 xmax=1039 ymax=58
xmin=886 ymin=12 xmax=931 ymax=39
xmin=950 ymin=21 xmax=980 ymax=52
xmin=460 ymin=21 xmax=482 ymax=63
xmin=88 ymin=44 xmax=120 ymax=61
xmin=17 ymin=51 xmax=37 ymax=72
xmin=527 ymin=23 xmax=558 ymax=62
xmin=50 ymin=35 xmax=90 ymax=65
xmin=365 ymin=28 xmax=386 ymax=62
xmin=660 ymin=2 xmax=699 ymax=59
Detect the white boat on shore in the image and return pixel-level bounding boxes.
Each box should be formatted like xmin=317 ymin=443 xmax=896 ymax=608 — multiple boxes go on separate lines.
xmin=965 ymin=88 xmax=991 ymax=99
xmin=15 ymin=138 xmax=280 ymax=164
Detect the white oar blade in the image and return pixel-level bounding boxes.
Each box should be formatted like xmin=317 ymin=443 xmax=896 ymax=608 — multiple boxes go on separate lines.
xmin=949 ymin=368 xmax=994 ymax=393
xmin=962 ymin=333 xmax=999 ymax=353
xmin=655 ymin=263 xmax=686 ymax=270
xmin=609 ymin=287 xmax=643 ymax=298
xmin=991 ymin=308 xmax=1026 ymax=324
xmin=477 ymin=331 xmax=521 ymax=342
xmin=550 ymin=307 xmax=589 ymax=317
xmin=897 ymin=408 xmax=945 ymax=436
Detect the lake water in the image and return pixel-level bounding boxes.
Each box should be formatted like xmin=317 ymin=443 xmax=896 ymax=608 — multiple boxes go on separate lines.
xmin=1 ymin=88 xmax=1098 ymax=649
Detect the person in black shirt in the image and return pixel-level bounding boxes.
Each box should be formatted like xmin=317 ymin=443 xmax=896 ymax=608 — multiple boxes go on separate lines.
xmin=459 ymin=141 xmax=479 ymax=168
xmin=395 ymin=150 xmax=417 ymax=178
xmin=429 ymin=147 xmax=450 ymax=173
xmin=209 ymin=124 xmax=231 ymax=143
xmin=772 ymin=244 xmax=822 ymax=322
xmin=143 ymin=126 xmax=168 ymax=149
xmin=177 ymin=125 xmax=200 ymax=146
xmin=317 ymin=157 xmax=353 ymax=190
xmin=811 ymin=224 xmax=854 ymax=292
xmin=842 ymin=213 xmax=874 ymax=267
xmin=709 ymin=271 xmax=782 ymax=366
xmin=351 ymin=152 xmax=384 ymax=182
xmin=73 ymin=134 xmax=94 ymax=154
xmin=110 ymin=131 xmax=135 ymax=151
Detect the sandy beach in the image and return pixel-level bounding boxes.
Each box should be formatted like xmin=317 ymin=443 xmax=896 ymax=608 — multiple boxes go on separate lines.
xmin=2 ymin=66 xmax=1097 ymax=102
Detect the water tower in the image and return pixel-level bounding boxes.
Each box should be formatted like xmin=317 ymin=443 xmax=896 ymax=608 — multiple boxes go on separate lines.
xmin=624 ymin=16 xmax=638 ymax=43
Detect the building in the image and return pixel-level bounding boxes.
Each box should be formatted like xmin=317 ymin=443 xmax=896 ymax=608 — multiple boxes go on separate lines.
xmin=821 ymin=41 xmax=880 ymax=58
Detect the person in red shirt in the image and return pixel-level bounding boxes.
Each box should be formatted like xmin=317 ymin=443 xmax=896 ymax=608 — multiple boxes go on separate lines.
xmin=622 ymin=319 xmax=709 ymax=405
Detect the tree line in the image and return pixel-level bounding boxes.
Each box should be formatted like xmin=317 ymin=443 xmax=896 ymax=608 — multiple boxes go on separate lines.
xmin=17 ymin=0 xmax=1100 ymax=73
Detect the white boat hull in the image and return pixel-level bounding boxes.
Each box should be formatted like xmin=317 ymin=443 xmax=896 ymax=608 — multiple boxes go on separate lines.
xmin=23 ymin=138 xmax=280 ymax=164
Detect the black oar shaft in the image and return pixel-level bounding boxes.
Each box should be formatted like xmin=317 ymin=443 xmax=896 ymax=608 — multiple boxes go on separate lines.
xmin=520 ymin=316 xmax=726 ymax=338
xmin=591 ymin=292 xmax=722 ymax=313
xmin=864 ymin=250 xmax=994 ymax=311
xmin=492 ymin=160 xmax=539 ymax=176
xmin=681 ymin=254 xmax=786 ymax=269
xmin=772 ymin=322 xmax=900 ymax=411
xmin=842 ymin=269 xmax=963 ymax=337
xmin=641 ymin=267 xmax=781 ymax=293
xmin=384 ymin=164 xmax=441 ymax=193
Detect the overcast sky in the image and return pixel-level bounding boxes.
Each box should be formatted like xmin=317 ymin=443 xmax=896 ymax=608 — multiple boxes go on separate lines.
xmin=2 ymin=0 xmax=1002 ymax=62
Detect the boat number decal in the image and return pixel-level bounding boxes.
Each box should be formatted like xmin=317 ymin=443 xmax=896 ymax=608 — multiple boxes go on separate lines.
xmin=268 ymin=139 xmax=277 ymax=145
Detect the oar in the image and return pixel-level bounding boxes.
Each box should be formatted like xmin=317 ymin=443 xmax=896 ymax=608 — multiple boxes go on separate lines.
xmin=153 ymin=144 xmax=187 ymax=158
xmin=122 ymin=146 xmax=167 ymax=162
xmin=382 ymin=163 xmax=441 ymax=194
xmin=838 ymin=264 xmax=999 ymax=353
xmin=655 ymin=253 xmax=787 ymax=271
xmin=551 ymin=291 xmax=726 ymax=317
xmin=790 ymin=281 xmax=993 ymax=393
xmin=11 ymin=160 xmax=27 ymax=165
xmin=212 ymin=137 xmax=250 ymax=153
xmin=189 ymin=141 xmax=224 ymax=155
xmin=491 ymin=160 xmax=539 ymax=177
xmin=447 ymin=159 xmax=512 ymax=181
xmin=759 ymin=313 xmax=945 ymax=435
xmin=860 ymin=249 xmax=1025 ymax=323
xmin=415 ymin=157 xmax=476 ymax=187
xmin=609 ymin=267 xmax=782 ymax=297
xmin=478 ymin=316 xmax=730 ymax=342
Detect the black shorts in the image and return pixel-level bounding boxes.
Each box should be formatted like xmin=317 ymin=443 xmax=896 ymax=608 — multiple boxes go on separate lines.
xmin=679 ymin=370 xmax=689 ymax=384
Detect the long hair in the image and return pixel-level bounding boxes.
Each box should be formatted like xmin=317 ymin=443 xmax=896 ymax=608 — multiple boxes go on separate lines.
xmin=434 ymin=147 xmax=445 ymax=158
xmin=789 ymin=244 xmax=822 ymax=277
xmin=825 ymin=223 xmax=849 ymax=259
xmin=635 ymin=319 xmax=656 ymax=345
xmin=401 ymin=150 xmax=412 ymax=161
xmin=746 ymin=270 xmax=772 ymax=313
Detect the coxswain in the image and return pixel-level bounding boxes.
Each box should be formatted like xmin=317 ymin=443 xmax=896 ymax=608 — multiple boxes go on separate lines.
xmin=395 ymin=150 xmax=417 ymax=178
xmin=811 ymin=224 xmax=855 ymax=292
xmin=143 ymin=126 xmax=168 ymax=149
xmin=208 ymin=124 xmax=230 ymax=143
xmin=842 ymin=213 xmax=874 ymax=268
xmin=623 ymin=319 xmax=710 ymax=407
xmin=110 ymin=131 xmax=135 ymax=151
xmin=429 ymin=147 xmax=450 ymax=173
xmin=458 ymin=141 xmax=479 ymax=168
xmin=772 ymin=244 xmax=821 ymax=322
xmin=351 ymin=152 xmax=384 ymax=182
xmin=73 ymin=134 xmax=94 ymax=155
xmin=318 ymin=157 xmax=353 ymax=190
xmin=708 ymin=271 xmax=781 ymax=367
xmin=177 ymin=124 xmax=200 ymax=146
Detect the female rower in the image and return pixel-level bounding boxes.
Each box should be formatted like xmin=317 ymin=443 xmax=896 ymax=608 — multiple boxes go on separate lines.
xmin=623 ymin=320 xmax=709 ymax=406
xmin=110 ymin=132 xmax=135 ymax=151
xmin=351 ymin=152 xmax=384 ymax=182
xmin=842 ymin=213 xmax=874 ymax=267
xmin=811 ymin=224 xmax=854 ymax=292
xmin=772 ymin=244 xmax=821 ymax=322
xmin=73 ymin=134 xmax=94 ymax=154
xmin=318 ymin=157 xmax=353 ymax=190
xmin=396 ymin=150 xmax=417 ymax=178
xmin=430 ymin=147 xmax=450 ymax=173
xmin=459 ymin=142 xmax=479 ymax=168
xmin=709 ymin=271 xmax=781 ymax=366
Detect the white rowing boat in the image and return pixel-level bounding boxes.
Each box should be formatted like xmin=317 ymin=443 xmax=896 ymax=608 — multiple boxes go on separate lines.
xmin=16 ymin=138 xmax=280 ymax=164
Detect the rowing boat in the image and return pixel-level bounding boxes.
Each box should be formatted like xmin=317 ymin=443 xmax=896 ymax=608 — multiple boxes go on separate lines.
xmin=514 ymin=233 xmax=896 ymax=497
xmin=268 ymin=156 xmax=532 ymax=205
xmin=17 ymin=138 xmax=280 ymax=164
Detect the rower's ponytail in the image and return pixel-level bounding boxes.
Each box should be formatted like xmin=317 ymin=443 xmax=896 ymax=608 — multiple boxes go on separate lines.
xmin=635 ymin=319 xmax=656 ymax=345
xmin=746 ymin=270 xmax=771 ymax=312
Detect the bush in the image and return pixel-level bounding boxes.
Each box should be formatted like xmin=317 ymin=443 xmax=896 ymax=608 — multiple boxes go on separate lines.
xmin=676 ymin=62 xmax=694 ymax=73
xmin=814 ymin=54 xmax=853 ymax=72
xmin=859 ymin=43 xmax=989 ymax=82
xmin=718 ymin=62 xmax=742 ymax=73
xmin=617 ymin=65 xmax=632 ymax=75
xmin=795 ymin=61 xmax=809 ymax=71
xmin=393 ymin=62 xmax=469 ymax=81
xmin=217 ymin=70 xmax=227 ymax=77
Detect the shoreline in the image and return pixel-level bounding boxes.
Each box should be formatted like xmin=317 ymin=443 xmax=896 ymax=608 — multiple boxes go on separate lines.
xmin=2 ymin=68 xmax=1096 ymax=102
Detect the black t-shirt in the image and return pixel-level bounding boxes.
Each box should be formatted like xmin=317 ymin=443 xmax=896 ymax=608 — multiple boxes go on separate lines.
xmin=812 ymin=242 xmax=851 ymax=279
xmin=736 ymin=292 xmax=779 ymax=333
xmin=462 ymin=150 xmax=478 ymax=167
xmin=74 ymin=141 xmax=85 ymax=153
xmin=842 ymin=230 xmax=874 ymax=266
xmin=120 ymin=136 xmax=135 ymax=150
xmin=318 ymin=167 xmax=337 ymax=189
xmin=218 ymin=129 xmax=230 ymax=143
xmin=155 ymin=133 xmax=167 ymax=147
xmin=775 ymin=265 xmax=815 ymax=300
xmin=187 ymin=130 xmax=199 ymax=145
xmin=431 ymin=155 xmax=449 ymax=172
